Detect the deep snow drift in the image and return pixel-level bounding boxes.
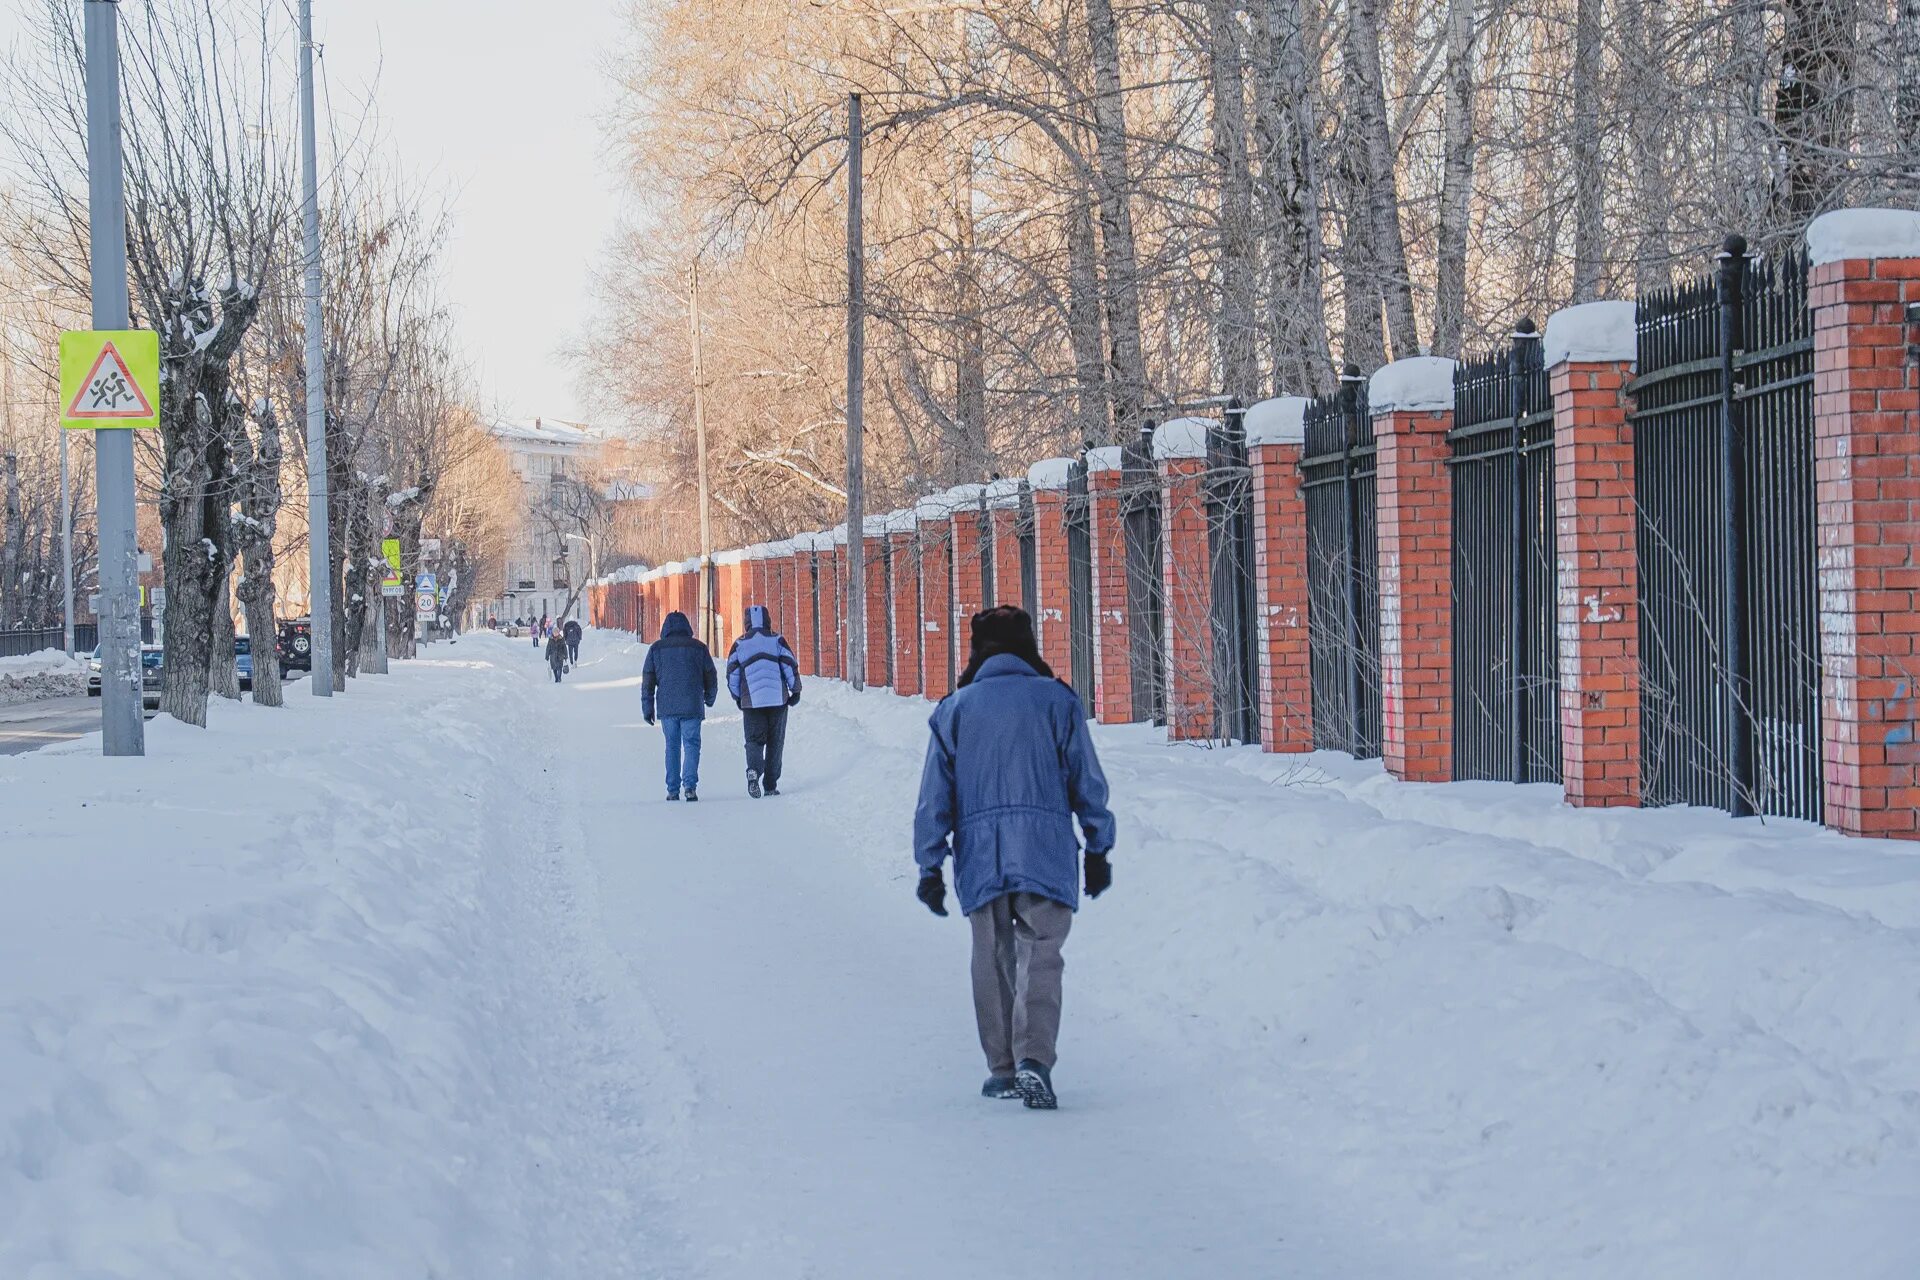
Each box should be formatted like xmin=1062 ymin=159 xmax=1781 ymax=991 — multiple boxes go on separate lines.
xmin=3 ymin=630 xmax=1918 ymax=1278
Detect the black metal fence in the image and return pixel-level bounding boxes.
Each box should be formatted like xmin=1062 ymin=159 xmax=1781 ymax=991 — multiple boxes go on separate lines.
xmin=1632 ymin=240 xmax=1822 ymax=820
xmin=1121 ymin=425 xmax=1167 ymax=725
xmin=878 ymin=536 xmax=896 ymax=688
xmin=1017 ymin=483 xmax=1038 ymax=618
xmin=1066 ymin=457 xmax=1097 ymax=708
xmin=1207 ymin=403 xmax=1261 ymax=743
xmin=0 ymin=625 xmax=99 ymax=659
xmin=1449 ymin=325 xmax=1563 ymax=783
xmin=1300 ymin=370 xmax=1383 ymax=757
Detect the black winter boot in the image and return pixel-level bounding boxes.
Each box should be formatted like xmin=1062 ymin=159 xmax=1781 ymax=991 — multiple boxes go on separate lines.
xmin=1015 ymin=1059 xmax=1056 ymax=1110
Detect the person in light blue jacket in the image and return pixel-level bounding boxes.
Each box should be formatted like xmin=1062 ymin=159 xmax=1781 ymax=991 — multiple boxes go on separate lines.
xmin=913 ymin=605 xmax=1116 ymax=1110
xmin=725 ymin=604 xmax=801 ymax=798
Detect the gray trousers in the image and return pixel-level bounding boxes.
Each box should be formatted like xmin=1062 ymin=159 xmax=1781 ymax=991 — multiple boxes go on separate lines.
xmin=968 ymin=891 xmax=1072 ymax=1076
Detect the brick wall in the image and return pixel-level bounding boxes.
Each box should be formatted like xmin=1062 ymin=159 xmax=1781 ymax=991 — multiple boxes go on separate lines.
xmin=1811 ymin=245 xmax=1920 ymax=839
xmin=889 ymin=531 xmax=923 ymax=697
xmin=951 ymin=507 xmax=991 ymax=631
xmin=1251 ymin=441 xmax=1313 ymax=752
xmin=919 ymin=519 xmax=955 ymax=699
xmin=1551 ymin=360 xmax=1641 ymax=807
xmin=863 ymin=535 xmax=890 ymax=688
xmin=990 ymin=506 xmax=1024 ymax=609
xmin=1030 ymin=489 xmax=1073 ymax=674
xmin=818 ymin=546 xmax=843 ymax=679
xmin=1088 ymin=466 xmax=1134 ymax=723
xmin=1160 ymin=458 xmax=1215 ymax=740
xmin=1376 ymin=408 xmax=1454 ymax=782
xmin=794 ymin=552 xmax=819 ymax=676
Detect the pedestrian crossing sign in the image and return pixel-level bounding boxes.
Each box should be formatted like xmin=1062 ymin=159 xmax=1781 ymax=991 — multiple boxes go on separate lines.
xmin=60 ymin=330 xmax=160 ymax=430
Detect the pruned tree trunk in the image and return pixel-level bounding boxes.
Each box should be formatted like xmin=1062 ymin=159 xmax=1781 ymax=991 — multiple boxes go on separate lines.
xmin=1336 ymin=134 xmax=1386 ymax=369
xmin=1066 ymin=188 xmax=1110 ymax=441
xmin=1901 ymin=0 xmax=1920 ymax=155
xmin=1774 ymin=0 xmax=1859 ymax=227
xmin=1207 ymin=0 xmax=1261 ymax=401
xmin=1344 ymin=0 xmax=1421 ymax=360
xmin=1434 ymin=0 xmax=1478 ymax=354
xmin=1569 ymin=0 xmax=1606 ymax=301
xmin=1254 ymin=0 xmax=1332 ymax=396
xmin=1086 ymin=0 xmax=1150 ymax=435
xmin=1 ymin=450 xmax=21 ymax=628
xmin=206 ymin=394 xmax=241 ymax=703
xmin=209 ymin=566 xmax=239 ymax=701
xmin=233 ymin=398 xmax=283 ymax=708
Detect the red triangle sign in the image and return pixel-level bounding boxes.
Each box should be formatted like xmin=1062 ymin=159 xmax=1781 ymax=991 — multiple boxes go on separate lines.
xmin=65 ymin=340 xmax=156 ymax=421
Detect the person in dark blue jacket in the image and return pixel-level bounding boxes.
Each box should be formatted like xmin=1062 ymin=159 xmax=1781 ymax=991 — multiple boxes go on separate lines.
xmin=725 ymin=604 xmax=801 ymax=798
xmin=913 ymin=605 xmax=1116 ymax=1109
xmin=641 ymin=610 xmax=717 ymax=801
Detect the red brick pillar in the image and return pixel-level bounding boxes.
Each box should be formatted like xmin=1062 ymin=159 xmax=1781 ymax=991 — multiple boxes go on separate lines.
xmin=918 ymin=498 xmax=957 ymax=699
xmin=746 ymin=548 xmax=768 ymax=612
xmin=818 ymin=537 xmax=843 ymax=679
xmin=1808 ymin=211 xmax=1920 ymax=839
xmin=948 ymin=485 xmax=990 ymax=633
xmin=1156 ymin=419 xmax=1215 ymax=740
xmin=1086 ymin=447 xmax=1134 ymax=723
xmin=862 ymin=527 xmax=890 ymax=689
xmin=1027 ymin=459 xmax=1075 ymax=674
xmin=794 ymin=543 xmax=820 ymax=676
xmin=1248 ymin=398 xmax=1314 ymax=752
xmin=986 ymin=479 xmax=1025 ymax=609
xmin=1542 ymin=301 xmax=1642 ymax=808
xmin=1372 ymin=358 xmax=1458 ymax=782
xmin=889 ymin=524 xmax=923 ymax=697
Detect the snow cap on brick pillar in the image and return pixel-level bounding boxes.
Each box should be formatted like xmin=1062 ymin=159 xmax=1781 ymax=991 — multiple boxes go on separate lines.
xmin=1370 ymin=356 xmax=1458 ymax=782
xmin=1806 ymin=208 xmax=1920 ymax=840
xmin=985 ymin=477 xmax=1026 ymax=609
xmin=1246 ymin=396 xmax=1314 ymax=753
xmin=916 ymin=489 xmax=960 ymax=699
xmin=1027 ymin=457 xmax=1077 ymax=674
xmin=1154 ymin=417 xmax=1217 ymax=740
xmin=1084 ymin=444 xmax=1134 ymax=723
xmin=1543 ymin=300 xmax=1642 ymax=809
xmin=883 ymin=509 xmax=922 ymax=697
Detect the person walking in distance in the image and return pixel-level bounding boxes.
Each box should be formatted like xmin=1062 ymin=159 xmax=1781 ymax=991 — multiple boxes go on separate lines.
xmin=563 ymin=617 xmax=583 ymax=665
xmin=725 ymin=604 xmax=801 ymax=798
xmin=642 ymin=609 xmax=717 ymax=802
xmin=545 ymin=626 xmax=569 ymax=683
xmin=913 ymin=606 xmax=1116 ymax=1110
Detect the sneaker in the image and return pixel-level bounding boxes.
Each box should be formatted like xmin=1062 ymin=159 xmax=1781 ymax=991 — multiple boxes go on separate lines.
xmin=747 ymin=771 xmax=762 ymax=799
xmin=1015 ymin=1059 xmax=1057 ymax=1110
xmin=981 ymin=1075 xmax=1020 ymax=1100
xmin=685 ymin=789 xmax=699 ymax=803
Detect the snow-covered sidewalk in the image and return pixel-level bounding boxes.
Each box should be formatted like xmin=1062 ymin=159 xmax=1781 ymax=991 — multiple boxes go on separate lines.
xmin=4 ymin=628 xmax=1919 ymax=1277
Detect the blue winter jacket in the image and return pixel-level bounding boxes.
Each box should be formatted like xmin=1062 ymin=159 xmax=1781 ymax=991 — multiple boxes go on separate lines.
xmin=726 ymin=606 xmax=802 ymax=709
xmin=642 ymin=611 xmax=718 ymax=721
xmin=913 ymin=653 xmax=1117 ymax=914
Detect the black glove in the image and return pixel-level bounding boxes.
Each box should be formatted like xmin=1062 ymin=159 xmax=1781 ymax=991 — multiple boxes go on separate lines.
xmin=1084 ymin=851 xmax=1112 ymax=899
xmin=916 ymin=868 xmax=949 ymax=917
xmin=787 ymin=689 xmax=801 ymax=707
xmin=644 ymin=713 xmax=655 ymax=726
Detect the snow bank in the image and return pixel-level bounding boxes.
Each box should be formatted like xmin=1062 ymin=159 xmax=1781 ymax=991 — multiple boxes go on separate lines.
xmin=1152 ymin=416 xmax=1212 ymax=461
xmin=1244 ymin=396 xmax=1310 ymax=446
xmin=0 ymin=638 xmax=670 ymax=1275
xmin=1369 ymin=356 xmax=1457 ymax=414
xmin=1807 ymin=208 xmax=1920 ymax=266
xmin=0 ymin=648 xmax=87 ymax=705
xmin=1027 ymin=457 xmax=1077 ymax=490
xmin=1543 ymin=300 xmax=1637 ymax=368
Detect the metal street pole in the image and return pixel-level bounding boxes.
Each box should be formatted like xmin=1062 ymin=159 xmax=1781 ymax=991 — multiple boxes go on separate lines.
xmin=84 ymin=0 xmax=143 ymax=756
xmin=689 ymin=256 xmax=715 ymax=648
xmin=298 ymin=0 xmax=334 ymax=696
xmin=845 ymin=92 xmax=866 ymax=690
xmin=60 ymin=431 xmax=74 ymax=656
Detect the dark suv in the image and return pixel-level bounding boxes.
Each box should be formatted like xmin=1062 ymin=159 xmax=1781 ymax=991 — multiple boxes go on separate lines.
xmin=276 ymin=617 xmax=313 ymax=679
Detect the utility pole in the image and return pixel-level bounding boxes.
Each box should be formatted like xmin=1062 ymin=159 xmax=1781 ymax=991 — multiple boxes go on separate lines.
xmin=84 ymin=0 xmax=143 ymax=756
xmin=298 ymin=0 xmax=334 ymax=697
xmin=60 ymin=432 xmax=74 ymax=656
xmin=845 ymin=92 xmax=867 ymax=690
xmin=689 ymin=256 xmax=715 ymax=648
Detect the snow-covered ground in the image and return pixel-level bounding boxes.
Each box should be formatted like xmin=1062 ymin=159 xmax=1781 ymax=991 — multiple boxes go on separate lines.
xmin=3 ymin=629 xmax=1918 ymax=1277
xmin=0 ymin=648 xmax=87 ymax=705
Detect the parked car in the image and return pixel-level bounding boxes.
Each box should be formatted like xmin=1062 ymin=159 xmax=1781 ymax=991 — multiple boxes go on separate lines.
xmin=86 ymin=644 xmax=165 ymax=708
xmin=235 ymin=635 xmax=253 ymax=691
xmin=276 ymin=617 xmax=312 ymax=679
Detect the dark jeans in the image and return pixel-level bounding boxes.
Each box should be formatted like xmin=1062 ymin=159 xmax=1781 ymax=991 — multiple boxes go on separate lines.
xmin=550 ymin=655 xmax=565 ymax=682
xmin=567 ymin=640 xmax=580 ymax=663
xmin=742 ymin=706 xmax=789 ymax=787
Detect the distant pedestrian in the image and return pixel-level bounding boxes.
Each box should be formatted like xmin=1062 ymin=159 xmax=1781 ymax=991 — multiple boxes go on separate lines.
xmin=545 ymin=629 xmax=569 ymax=682
xmin=564 ymin=617 xmax=583 ymax=665
xmin=725 ymin=604 xmax=801 ymax=798
xmin=913 ymin=605 xmax=1115 ymax=1110
xmin=641 ymin=609 xmax=717 ymax=802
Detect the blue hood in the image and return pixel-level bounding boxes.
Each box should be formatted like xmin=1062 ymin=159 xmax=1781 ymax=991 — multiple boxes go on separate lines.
xmin=744 ymin=605 xmax=772 ymax=632
xmin=661 ymin=611 xmax=693 ymax=639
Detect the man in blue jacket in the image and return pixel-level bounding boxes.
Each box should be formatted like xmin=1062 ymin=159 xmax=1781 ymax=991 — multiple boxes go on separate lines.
xmin=725 ymin=604 xmax=801 ymax=798
xmin=913 ymin=605 xmax=1116 ymax=1110
xmin=641 ymin=610 xmax=717 ymax=801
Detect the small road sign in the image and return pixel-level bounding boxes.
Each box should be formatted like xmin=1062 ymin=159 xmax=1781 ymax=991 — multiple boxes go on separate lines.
xmin=60 ymin=330 xmax=160 ymax=430
xmin=380 ymin=538 xmax=404 ymax=596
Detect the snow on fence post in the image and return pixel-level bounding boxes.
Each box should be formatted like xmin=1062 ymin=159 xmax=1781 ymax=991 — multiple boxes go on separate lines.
xmin=917 ymin=492 xmax=958 ymax=699
xmin=1086 ymin=446 xmax=1135 ymax=723
xmin=1155 ymin=418 xmax=1217 ymax=740
xmin=861 ymin=516 xmax=891 ymax=689
xmin=1028 ymin=458 xmax=1077 ymax=676
xmin=1372 ymin=357 xmax=1460 ymax=782
xmin=1247 ymin=397 xmax=1315 ymax=753
xmin=1544 ymin=300 xmax=1643 ymax=809
xmin=986 ymin=478 xmax=1025 ymax=609
xmin=1807 ymin=209 xmax=1920 ymax=840
xmin=886 ymin=511 xmax=922 ymax=698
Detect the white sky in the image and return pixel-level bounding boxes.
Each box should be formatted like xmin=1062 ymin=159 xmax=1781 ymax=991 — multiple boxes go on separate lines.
xmin=0 ymin=0 xmax=634 ymax=425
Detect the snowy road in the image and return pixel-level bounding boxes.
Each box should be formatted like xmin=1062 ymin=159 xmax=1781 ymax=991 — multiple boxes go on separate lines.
xmin=5 ymin=630 xmax=1920 ymax=1278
